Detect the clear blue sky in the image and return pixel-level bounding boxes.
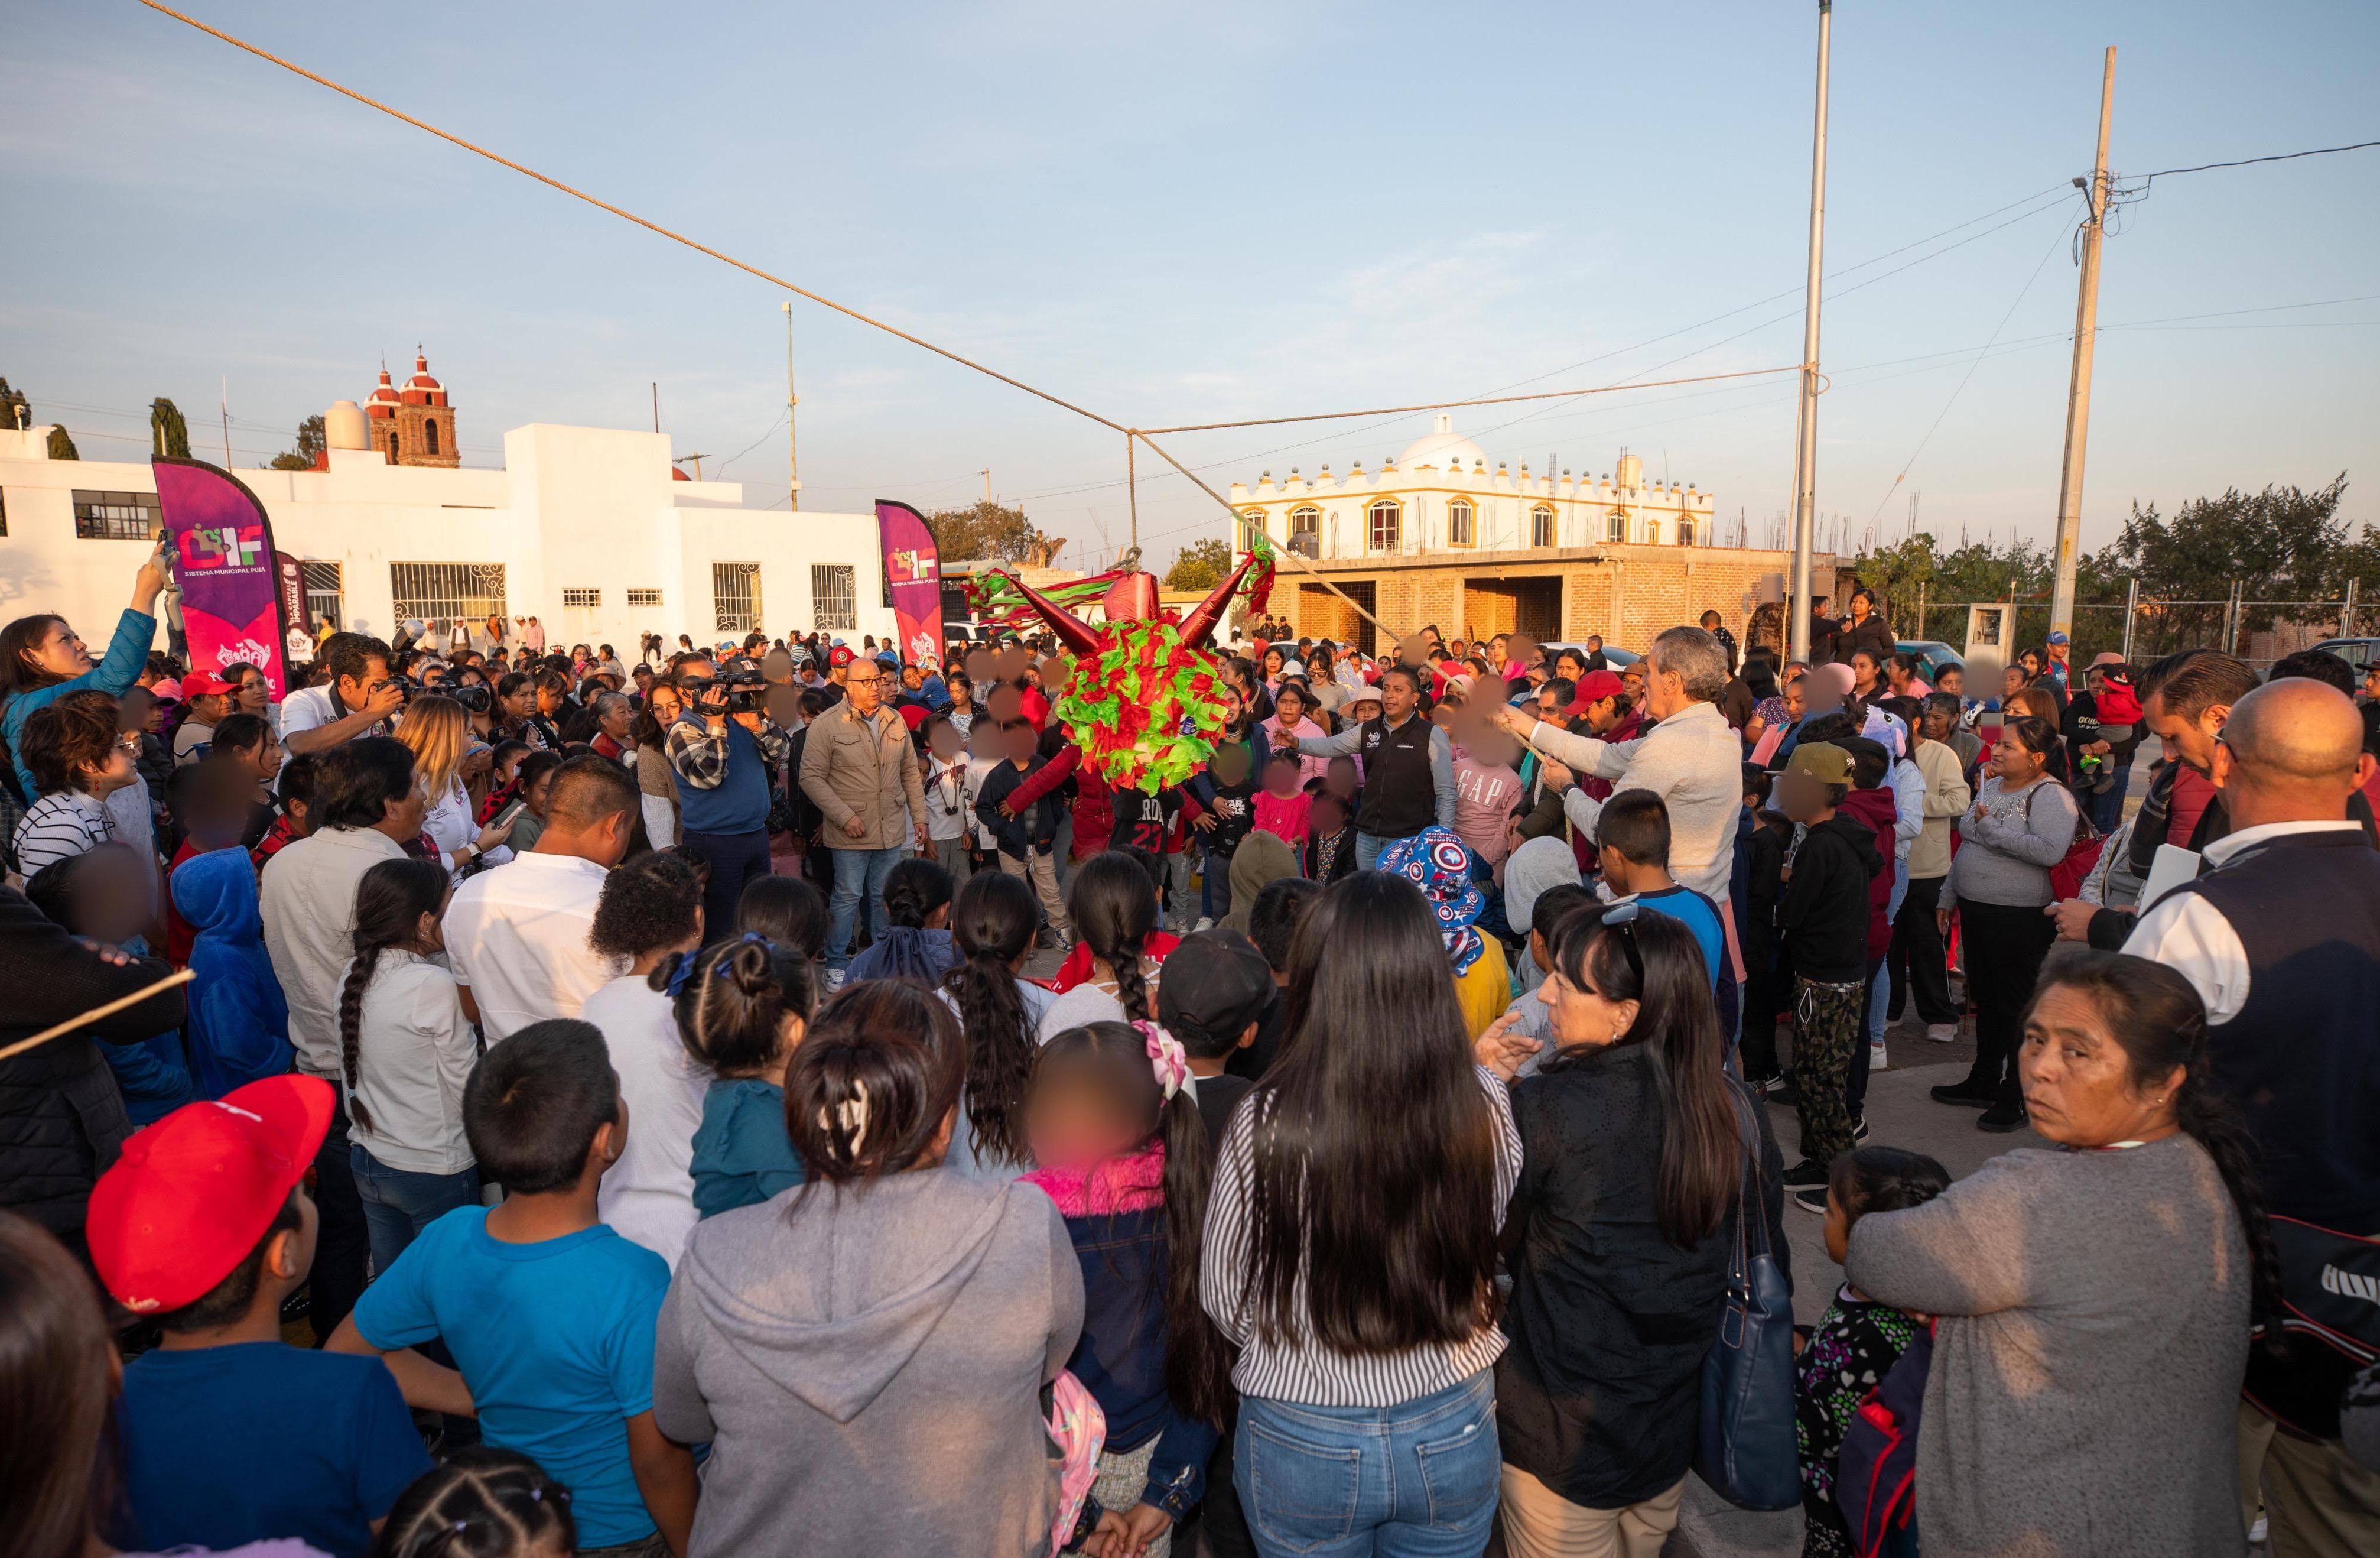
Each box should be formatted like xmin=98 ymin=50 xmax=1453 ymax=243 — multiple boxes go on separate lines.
xmin=5 ymin=1 xmax=2374 ymax=573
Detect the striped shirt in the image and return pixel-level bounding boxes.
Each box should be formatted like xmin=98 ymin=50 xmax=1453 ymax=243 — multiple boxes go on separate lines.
xmin=1199 ymin=1066 xmax=1521 ymax=1407
xmin=14 ymin=789 xmax=115 ymax=876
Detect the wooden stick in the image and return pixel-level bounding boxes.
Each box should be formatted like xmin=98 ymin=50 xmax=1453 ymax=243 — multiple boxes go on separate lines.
xmin=0 ymin=968 xmax=194 ymax=1064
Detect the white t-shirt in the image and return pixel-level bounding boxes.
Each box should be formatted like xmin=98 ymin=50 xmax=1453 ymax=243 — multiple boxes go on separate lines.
xmin=287 ymin=627 xmax=316 ymax=662
xmin=277 ymin=684 xmax=347 ymax=742
xmin=924 ymin=754 xmax=977 ymax=843
xmin=14 ymin=790 xmax=115 ymax=877
xmin=442 ymin=851 xmax=623 ymax=1043
xmin=586 ymin=976 xmax=710 ymax=1269
xmin=345 ymin=949 xmax=477 ymax=1176
xmin=261 ymin=825 xmax=410 ymax=1077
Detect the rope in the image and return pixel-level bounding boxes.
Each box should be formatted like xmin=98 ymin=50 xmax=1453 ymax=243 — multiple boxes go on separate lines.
xmin=132 ymin=1 xmax=1126 ymax=433
xmin=1138 ymin=365 xmax=1800 ymax=434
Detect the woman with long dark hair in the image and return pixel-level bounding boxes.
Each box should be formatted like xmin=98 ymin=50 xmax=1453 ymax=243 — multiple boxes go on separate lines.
xmin=1477 ymin=903 xmax=1784 ymax=1554
xmin=1850 ymin=951 xmax=2266 ymax=1558
xmin=652 ymin=981 xmax=1084 ymax=1558
xmin=0 ymin=540 xmax=170 ymax=807
xmin=337 ymin=855 xmax=474 ymax=1271
xmin=1933 ymin=715 xmax=2077 ymax=1131
xmin=846 ymin=856 xmax=959 ymax=985
xmin=939 ymin=869 xmax=1054 ymax=1179
xmin=1037 ymin=851 xmax=1162 ymax=1040
xmin=1201 ymin=871 xmax=1519 ymax=1555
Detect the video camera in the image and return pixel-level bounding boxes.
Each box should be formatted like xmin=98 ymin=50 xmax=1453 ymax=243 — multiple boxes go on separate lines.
xmin=685 ymin=667 xmax=769 ymax=713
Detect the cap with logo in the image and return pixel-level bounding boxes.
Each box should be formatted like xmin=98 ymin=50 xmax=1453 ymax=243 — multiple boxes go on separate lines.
xmin=1781 ymin=742 xmax=1854 ymax=786
xmin=86 ymin=1075 xmax=334 ymax=1314
xmin=179 ymin=671 xmax=236 ymax=697
xmin=829 ymin=647 xmax=856 ymax=669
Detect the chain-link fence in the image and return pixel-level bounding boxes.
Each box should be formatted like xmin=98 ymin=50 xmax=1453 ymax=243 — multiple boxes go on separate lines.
xmin=1904 ymin=580 xmax=2369 ymax=670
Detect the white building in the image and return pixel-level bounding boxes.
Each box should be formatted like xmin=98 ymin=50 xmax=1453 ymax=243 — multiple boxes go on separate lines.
xmin=0 ymin=416 xmax=899 ymax=657
xmin=1230 ymin=416 xmax=1719 ymax=561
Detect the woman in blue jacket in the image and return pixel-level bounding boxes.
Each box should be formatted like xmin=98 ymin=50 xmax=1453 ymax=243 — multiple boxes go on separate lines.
xmin=0 ymin=541 xmax=170 ymax=806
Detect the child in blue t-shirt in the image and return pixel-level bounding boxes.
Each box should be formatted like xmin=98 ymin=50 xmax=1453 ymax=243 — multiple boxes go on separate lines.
xmin=672 ymin=934 xmax=814 ymax=1218
xmin=86 ymin=1075 xmax=428 ymax=1558
xmin=333 ymin=1020 xmax=697 ymax=1556
xmin=1594 ymin=787 xmax=1728 ymax=991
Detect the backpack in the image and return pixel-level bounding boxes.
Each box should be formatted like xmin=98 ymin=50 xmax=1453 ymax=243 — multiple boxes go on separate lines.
xmin=1836 ymin=1320 xmax=1935 ymax=1557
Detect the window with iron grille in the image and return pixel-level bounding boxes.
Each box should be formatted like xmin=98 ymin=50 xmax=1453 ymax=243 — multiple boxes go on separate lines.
xmin=1367 ymin=499 xmax=1400 ymax=553
xmin=562 ymin=588 xmax=601 ymax=608
xmin=713 ymin=561 xmax=763 ymax=633
xmin=626 ymin=588 xmax=662 ymax=608
xmin=300 ymin=561 xmax=344 ymax=632
xmin=389 ymin=562 xmax=507 ymax=638
xmin=73 ymin=490 xmax=161 ymax=541
xmin=811 ymin=563 xmax=856 ymax=629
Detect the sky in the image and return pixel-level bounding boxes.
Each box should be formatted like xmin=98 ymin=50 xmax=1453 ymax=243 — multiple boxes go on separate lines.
xmin=4 ymin=0 xmax=2375 ymax=575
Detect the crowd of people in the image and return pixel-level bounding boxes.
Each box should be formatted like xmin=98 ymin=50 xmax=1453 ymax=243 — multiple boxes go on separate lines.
xmin=2 ymin=545 xmax=2376 ymax=1558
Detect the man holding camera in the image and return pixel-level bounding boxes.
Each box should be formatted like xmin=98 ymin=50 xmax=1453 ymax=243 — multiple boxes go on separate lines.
xmin=280 ymin=631 xmax=406 ymax=755
xmin=799 ymin=653 xmax=929 ymax=982
xmin=667 ymin=655 xmax=792 ymax=943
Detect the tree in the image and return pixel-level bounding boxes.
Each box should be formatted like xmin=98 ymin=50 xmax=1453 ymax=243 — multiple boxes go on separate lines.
xmin=925 ymin=499 xmax=1062 ymax=565
xmin=149 ymin=398 xmax=190 ymax=459
xmin=1165 ymin=537 xmax=1233 ymax=591
xmin=47 ymin=426 xmax=77 ymax=460
xmin=270 ymin=414 xmax=326 ymax=470
xmin=0 ymin=376 xmax=25 ymax=433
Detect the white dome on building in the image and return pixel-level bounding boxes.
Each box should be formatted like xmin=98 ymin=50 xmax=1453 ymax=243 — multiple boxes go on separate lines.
xmin=1397 ymin=413 xmax=1487 ymax=472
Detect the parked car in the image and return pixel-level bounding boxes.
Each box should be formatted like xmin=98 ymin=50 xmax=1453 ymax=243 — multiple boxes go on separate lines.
xmin=1542 ymin=641 xmax=1641 ymax=669
xmin=2307 ymin=637 xmax=2380 ymax=673
xmin=1895 ymin=639 xmax=1966 ymax=681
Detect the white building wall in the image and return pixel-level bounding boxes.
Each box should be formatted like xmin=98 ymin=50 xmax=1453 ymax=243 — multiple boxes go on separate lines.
xmin=1227 ymin=457 xmax=1718 ymax=560
xmin=0 ymin=423 xmax=898 ymax=658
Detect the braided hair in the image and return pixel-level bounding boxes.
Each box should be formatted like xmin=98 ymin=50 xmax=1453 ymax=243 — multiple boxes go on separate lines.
xmin=1064 ymin=851 xmax=1159 ymax=1025
xmin=369 ymin=1447 xmax=574 ymax=1558
xmin=338 ymin=857 xmax=452 ymax=1137
xmin=942 ymin=869 xmax=1039 ymax=1166
xmin=2026 ymin=952 xmax=2287 ymax=1342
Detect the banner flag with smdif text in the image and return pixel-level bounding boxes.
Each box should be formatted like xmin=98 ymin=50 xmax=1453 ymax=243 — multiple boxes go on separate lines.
xmin=152 ymin=458 xmax=291 ymax=699
xmin=876 ymin=499 xmax=947 ymax=666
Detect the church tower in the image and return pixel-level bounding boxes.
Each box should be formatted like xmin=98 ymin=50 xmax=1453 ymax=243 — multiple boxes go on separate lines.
xmin=363 ymin=350 xmax=459 ymax=468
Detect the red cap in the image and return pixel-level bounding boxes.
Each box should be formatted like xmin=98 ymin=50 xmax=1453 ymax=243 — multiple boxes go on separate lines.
xmin=87 ymin=1076 xmax=334 ymax=1314
xmin=179 ymin=671 xmax=236 ymax=697
xmin=1568 ymin=670 xmax=1624 ymax=709
xmin=898 ymin=703 xmax=928 ymax=732
xmin=829 ymin=646 xmax=856 ymax=668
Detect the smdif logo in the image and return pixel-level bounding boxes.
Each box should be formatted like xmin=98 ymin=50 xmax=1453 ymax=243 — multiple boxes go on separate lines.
xmin=180 ymin=524 xmax=266 ymax=570
xmin=885 ymin=548 xmax=939 ymax=586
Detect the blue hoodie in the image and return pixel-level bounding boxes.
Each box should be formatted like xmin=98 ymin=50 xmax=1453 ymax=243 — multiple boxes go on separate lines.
xmin=170 ymin=848 xmax=294 ymax=1097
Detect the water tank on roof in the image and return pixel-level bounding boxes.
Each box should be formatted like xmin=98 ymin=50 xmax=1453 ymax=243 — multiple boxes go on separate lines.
xmin=325 ymin=400 xmax=367 ymax=450
xmin=1615 ymin=452 xmax=1644 ymax=490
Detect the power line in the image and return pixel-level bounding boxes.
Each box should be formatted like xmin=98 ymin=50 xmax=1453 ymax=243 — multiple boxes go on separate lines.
xmin=2132 ymin=138 xmax=2380 ymax=184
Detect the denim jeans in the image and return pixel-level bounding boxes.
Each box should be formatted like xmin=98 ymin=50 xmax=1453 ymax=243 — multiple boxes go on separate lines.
xmin=1355 ymin=830 xmax=1418 ymax=873
xmin=682 ymin=826 xmax=772 ymax=947
xmin=2087 ymin=765 xmax=2130 ymax=837
xmin=1864 ymin=858 xmax=1910 ymax=1046
xmin=826 ymin=845 xmax=905 ymax=970
xmin=1235 ymin=1371 xmax=1500 ymax=1558
xmin=351 ymin=1145 xmax=480 ymax=1275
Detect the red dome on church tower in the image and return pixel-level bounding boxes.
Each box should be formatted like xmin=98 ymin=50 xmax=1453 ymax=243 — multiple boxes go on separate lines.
xmin=364 ymin=365 xmax=401 ymax=420
xmin=399 ymin=351 xmax=448 ymax=408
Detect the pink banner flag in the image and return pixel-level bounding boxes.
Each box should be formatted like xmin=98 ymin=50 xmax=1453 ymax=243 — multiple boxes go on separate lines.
xmin=152 ymin=459 xmax=291 ymax=699
xmin=876 ymin=499 xmax=947 ymax=666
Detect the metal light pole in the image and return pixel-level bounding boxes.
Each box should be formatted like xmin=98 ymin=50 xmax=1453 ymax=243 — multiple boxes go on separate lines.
xmin=2049 ymin=47 xmax=2115 ymax=638
xmin=782 ymin=301 xmax=801 ymax=511
xmin=1787 ymin=0 xmax=1833 ymax=661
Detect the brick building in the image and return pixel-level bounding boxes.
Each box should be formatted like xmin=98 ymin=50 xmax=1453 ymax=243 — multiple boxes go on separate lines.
xmin=363 ymin=350 xmax=459 ymax=468
xmin=1229 ymin=416 xmax=1839 ymax=655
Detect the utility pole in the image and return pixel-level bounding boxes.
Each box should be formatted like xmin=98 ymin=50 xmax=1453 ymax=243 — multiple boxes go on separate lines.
xmin=981 ymin=469 xmax=991 ymax=505
xmin=220 ymin=376 xmax=232 ymax=468
xmin=2049 ymin=46 xmax=2115 ymax=639
xmin=1126 ymin=433 xmax=1139 ymax=554
xmin=782 ymin=301 xmax=800 ymax=511
xmin=652 ymin=383 xmax=659 ymax=434
xmin=1786 ymin=0 xmax=1833 ymax=662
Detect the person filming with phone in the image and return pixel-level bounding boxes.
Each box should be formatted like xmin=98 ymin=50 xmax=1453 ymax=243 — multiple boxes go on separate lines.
xmin=1 ymin=536 xmax=173 ymax=808
xmin=666 ymin=655 xmax=791 ymax=943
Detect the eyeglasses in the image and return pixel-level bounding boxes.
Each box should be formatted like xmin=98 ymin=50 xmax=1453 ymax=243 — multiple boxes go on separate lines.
xmin=1595 ymin=898 xmax=1646 ymax=987
xmin=115 ymin=732 xmax=142 ymax=754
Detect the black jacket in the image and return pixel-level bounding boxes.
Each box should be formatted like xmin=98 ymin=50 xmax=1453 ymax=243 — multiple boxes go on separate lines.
xmin=1741 ymin=820 xmax=1790 ymax=972
xmin=1497 ymin=1049 xmax=1791 ymax=1507
xmin=0 ymin=887 xmax=190 ymax=1235
xmin=1781 ymin=813 xmax=1882 ymax=984
xmin=1836 ymin=613 xmax=1894 ymax=667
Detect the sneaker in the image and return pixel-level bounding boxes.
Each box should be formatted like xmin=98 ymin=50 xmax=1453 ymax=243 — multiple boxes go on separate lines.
xmin=1869 ymin=1041 xmax=1888 ymax=1071
xmin=1035 ymin=927 xmax=1062 ymax=951
xmin=822 ymin=966 xmax=848 ymax=992
xmin=1976 ymin=1101 xmax=2029 ymax=1134
xmin=1192 ymin=916 xmax=1215 ymax=932
xmin=1926 ymin=1022 xmax=1960 ymax=1043
xmin=1781 ymin=1158 xmax=1830 ymax=1190
xmin=1852 ymin=1115 xmax=1871 ymax=1143
xmin=1930 ymin=1081 xmax=1997 ymax=1108
xmin=1768 ymin=1078 xmax=1802 ymax=1107
xmin=2249 ymin=1515 xmax=2267 ymax=1546
xmin=1793 ymin=1187 xmax=1829 ymax=1215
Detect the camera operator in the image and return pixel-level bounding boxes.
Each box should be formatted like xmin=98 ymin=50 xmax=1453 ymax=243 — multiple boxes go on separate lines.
xmin=279 ymin=631 xmax=406 ymax=755
xmin=666 ymin=654 xmax=791 ymax=942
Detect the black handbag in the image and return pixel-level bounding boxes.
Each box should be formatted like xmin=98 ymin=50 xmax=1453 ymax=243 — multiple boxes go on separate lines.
xmin=1694 ymin=1089 xmax=1801 ymax=1510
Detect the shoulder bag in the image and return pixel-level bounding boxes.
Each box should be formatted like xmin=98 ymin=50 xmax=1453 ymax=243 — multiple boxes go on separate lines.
xmin=1694 ymin=1087 xmax=1801 ymax=1510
